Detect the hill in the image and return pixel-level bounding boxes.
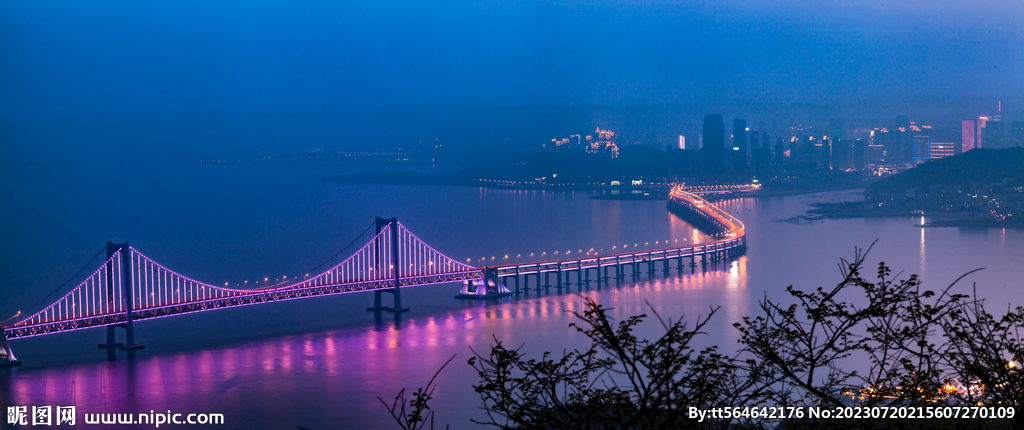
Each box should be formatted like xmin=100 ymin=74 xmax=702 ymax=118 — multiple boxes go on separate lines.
xmin=864 ymin=148 xmax=1024 ymax=219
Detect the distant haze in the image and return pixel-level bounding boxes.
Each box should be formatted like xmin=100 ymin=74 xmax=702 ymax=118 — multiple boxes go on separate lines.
xmin=1 ymin=0 xmax=1021 ymax=154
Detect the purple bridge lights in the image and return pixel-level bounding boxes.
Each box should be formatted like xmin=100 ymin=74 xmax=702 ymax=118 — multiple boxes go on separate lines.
xmin=0 ymin=189 xmax=746 ymax=366
xmin=0 ymin=218 xmax=482 ymax=365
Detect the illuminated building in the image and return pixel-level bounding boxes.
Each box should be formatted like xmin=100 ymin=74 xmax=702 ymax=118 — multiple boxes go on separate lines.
xmin=977 ymin=116 xmax=988 ymax=148
xmin=962 ymin=120 xmax=977 ymax=152
xmin=929 ymin=142 xmax=956 ymax=159
xmin=911 ymin=124 xmax=933 ymax=161
xmin=1012 ymin=122 xmax=1024 ymax=147
xmin=872 ymin=128 xmax=890 ymax=162
xmin=679 ymin=135 xmax=685 ymax=150
xmin=583 ymin=127 xmax=618 ymax=157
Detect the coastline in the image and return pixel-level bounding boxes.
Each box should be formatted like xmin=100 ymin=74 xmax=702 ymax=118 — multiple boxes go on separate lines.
xmin=324 ymin=173 xmax=1022 ymax=229
xmin=779 ymin=199 xmax=1024 ymax=230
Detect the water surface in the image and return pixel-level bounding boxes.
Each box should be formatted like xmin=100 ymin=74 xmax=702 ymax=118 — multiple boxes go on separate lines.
xmin=2 ymin=163 xmax=1022 ymax=429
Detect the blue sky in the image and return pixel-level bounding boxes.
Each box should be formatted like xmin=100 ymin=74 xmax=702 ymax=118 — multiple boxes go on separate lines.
xmin=2 ymin=0 xmax=1020 ymax=120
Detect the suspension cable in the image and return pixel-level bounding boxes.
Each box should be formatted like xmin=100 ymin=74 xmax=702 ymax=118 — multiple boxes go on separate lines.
xmin=305 ymin=221 xmax=376 ymax=274
xmin=16 ymin=245 xmax=106 ymax=319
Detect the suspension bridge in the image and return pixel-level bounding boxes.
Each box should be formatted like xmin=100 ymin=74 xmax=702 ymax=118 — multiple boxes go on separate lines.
xmin=0 ymin=187 xmax=745 ymax=366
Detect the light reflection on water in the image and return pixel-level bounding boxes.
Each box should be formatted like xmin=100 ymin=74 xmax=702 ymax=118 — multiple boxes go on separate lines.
xmin=1 ymin=261 xmax=746 ymax=429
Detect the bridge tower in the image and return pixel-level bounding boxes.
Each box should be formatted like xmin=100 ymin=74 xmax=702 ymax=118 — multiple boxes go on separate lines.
xmin=366 ymin=218 xmax=409 ymax=312
xmin=97 ymin=242 xmax=145 ymax=351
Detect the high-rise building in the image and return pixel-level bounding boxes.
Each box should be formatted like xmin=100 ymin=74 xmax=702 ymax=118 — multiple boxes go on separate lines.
xmin=962 ymin=120 xmax=977 ymax=152
xmin=678 ymin=135 xmax=685 ymax=150
xmin=762 ymin=131 xmax=771 ymax=165
xmin=977 ymin=116 xmax=989 ymax=148
xmin=832 ymin=138 xmax=852 ymax=170
xmin=911 ymin=124 xmax=933 ymax=161
xmin=983 ymin=117 xmax=1005 ymax=149
xmin=750 ymin=129 xmax=770 ymax=178
xmin=853 ymin=139 xmax=866 ymax=170
xmin=773 ymin=138 xmax=784 ymax=172
xmin=731 ymin=118 xmax=748 ymax=172
xmin=813 ymin=136 xmax=829 ymax=169
xmin=892 ymin=115 xmax=911 ymax=162
xmin=701 ymin=115 xmax=725 ymax=176
xmin=1012 ymin=122 xmax=1024 ymax=147
xmin=874 ymin=128 xmax=891 ymax=162
xmin=929 ymin=142 xmax=956 ymax=159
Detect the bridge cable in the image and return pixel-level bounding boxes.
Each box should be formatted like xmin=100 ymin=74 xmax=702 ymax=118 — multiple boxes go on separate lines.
xmin=16 ymin=245 xmax=106 ymax=320
xmin=304 ymin=221 xmax=377 ymax=275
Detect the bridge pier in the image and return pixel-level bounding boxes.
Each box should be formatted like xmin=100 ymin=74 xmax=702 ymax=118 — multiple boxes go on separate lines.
xmin=367 ymin=290 xmax=390 ymax=311
xmin=0 ymin=328 xmax=21 ymax=367
xmin=456 ymin=267 xmax=512 ymax=299
xmin=97 ymin=325 xmax=123 ymax=349
xmin=513 ymin=268 xmax=521 ymax=294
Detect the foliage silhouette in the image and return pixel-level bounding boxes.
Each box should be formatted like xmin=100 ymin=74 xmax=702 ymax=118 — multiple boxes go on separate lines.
xmin=384 ymin=245 xmax=1024 ymax=429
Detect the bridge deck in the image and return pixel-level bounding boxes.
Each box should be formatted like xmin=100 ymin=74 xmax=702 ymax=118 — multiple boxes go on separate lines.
xmin=2 ymin=187 xmax=747 ymax=345
xmin=5 ymin=271 xmax=481 ymax=339
xmin=493 ymin=237 xmax=745 ymax=277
